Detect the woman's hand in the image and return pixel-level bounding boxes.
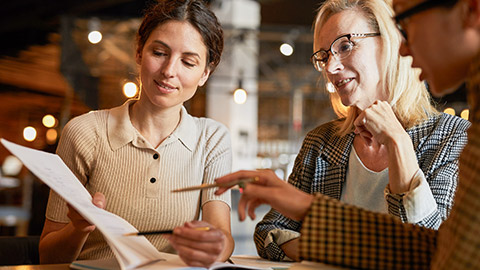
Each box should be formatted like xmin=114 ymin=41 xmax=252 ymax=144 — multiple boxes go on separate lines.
xmin=39 ymin=192 xmax=107 ymax=264
xmin=67 ymin=192 xmax=106 ymax=233
xmin=215 ymin=170 xmax=314 ymax=221
xmin=166 ymin=221 xmax=225 ymax=268
xmin=353 ymin=100 xmax=407 ymax=146
xmin=354 ymin=101 xmax=419 ymax=193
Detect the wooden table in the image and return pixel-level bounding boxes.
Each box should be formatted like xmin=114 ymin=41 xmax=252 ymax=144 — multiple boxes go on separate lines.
xmin=0 ymin=264 xmax=69 ymax=270
xmin=0 ymin=256 xmax=348 ymax=269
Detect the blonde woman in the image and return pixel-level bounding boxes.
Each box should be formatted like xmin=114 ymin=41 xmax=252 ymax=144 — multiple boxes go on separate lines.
xmin=249 ymin=0 xmax=470 ymax=261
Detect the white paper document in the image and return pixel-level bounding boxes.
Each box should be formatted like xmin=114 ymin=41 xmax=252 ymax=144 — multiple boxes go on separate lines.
xmin=1 ymin=139 xmax=164 ymax=270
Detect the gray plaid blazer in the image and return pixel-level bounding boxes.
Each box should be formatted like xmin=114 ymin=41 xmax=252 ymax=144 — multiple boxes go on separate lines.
xmin=255 ymin=113 xmax=470 ymax=261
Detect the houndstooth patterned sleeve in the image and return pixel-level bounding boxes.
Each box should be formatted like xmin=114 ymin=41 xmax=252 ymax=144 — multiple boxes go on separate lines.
xmin=385 ymin=113 xmax=470 ymax=228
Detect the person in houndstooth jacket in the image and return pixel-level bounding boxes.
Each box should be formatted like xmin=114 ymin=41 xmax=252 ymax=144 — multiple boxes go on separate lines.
xmin=216 ymin=0 xmax=480 ymax=268
xmin=254 ymin=0 xmax=469 ymax=261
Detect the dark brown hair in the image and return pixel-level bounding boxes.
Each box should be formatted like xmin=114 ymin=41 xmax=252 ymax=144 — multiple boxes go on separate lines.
xmin=136 ymin=0 xmax=224 ymax=72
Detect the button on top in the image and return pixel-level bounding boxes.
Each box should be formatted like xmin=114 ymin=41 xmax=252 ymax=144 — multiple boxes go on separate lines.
xmin=153 ymin=153 xmax=159 ymax=159
xmin=150 ymin=177 xmax=156 ymax=183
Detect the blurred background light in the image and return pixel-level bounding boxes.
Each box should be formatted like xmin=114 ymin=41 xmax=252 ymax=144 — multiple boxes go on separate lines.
xmin=461 ymin=109 xmax=469 ymax=120
xmin=279 ymin=43 xmax=294 ymax=56
xmin=123 ymin=82 xmax=138 ymax=98
xmin=23 ymin=126 xmax=37 ymax=142
xmin=2 ymin=155 xmax=23 ymax=176
xmin=443 ymin=107 xmax=455 ymax=116
xmin=42 ymin=114 xmax=56 ymax=128
xmin=233 ymin=88 xmax=247 ymax=104
xmin=88 ymin=30 xmax=102 ymax=44
xmin=46 ymin=128 xmax=58 ymax=144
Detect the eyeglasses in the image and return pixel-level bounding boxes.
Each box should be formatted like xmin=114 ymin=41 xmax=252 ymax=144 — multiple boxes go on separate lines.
xmin=310 ymin=33 xmax=380 ymax=72
xmin=394 ymin=0 xmax=459 ymax=41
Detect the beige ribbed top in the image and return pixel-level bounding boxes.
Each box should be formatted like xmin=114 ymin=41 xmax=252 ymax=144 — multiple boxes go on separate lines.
xmin=45 ymin=100 xmax=232 ymax=260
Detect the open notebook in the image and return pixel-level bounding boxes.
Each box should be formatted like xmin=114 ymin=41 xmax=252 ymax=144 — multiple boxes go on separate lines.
xmin=1 ymin=139 xmax=277 ymax=270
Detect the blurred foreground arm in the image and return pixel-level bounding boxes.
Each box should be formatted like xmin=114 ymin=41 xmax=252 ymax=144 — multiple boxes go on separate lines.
xmin=300 ymin=194 xmax=437 ymax=270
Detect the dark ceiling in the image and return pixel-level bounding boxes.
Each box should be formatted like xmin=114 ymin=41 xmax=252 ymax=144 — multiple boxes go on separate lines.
xmin=0 ymin=0 xmax=320 ymax=57
xmin=1 ymin=0 xmax=155 ymax=57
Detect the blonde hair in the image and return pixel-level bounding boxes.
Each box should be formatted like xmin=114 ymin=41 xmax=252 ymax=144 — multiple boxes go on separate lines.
xmin=314 ymin=0 xmax=438 ymax=136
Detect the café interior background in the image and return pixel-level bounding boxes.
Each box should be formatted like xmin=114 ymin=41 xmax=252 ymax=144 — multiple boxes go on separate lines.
xmin=0 ymin=0 xmax=468 ymax=254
